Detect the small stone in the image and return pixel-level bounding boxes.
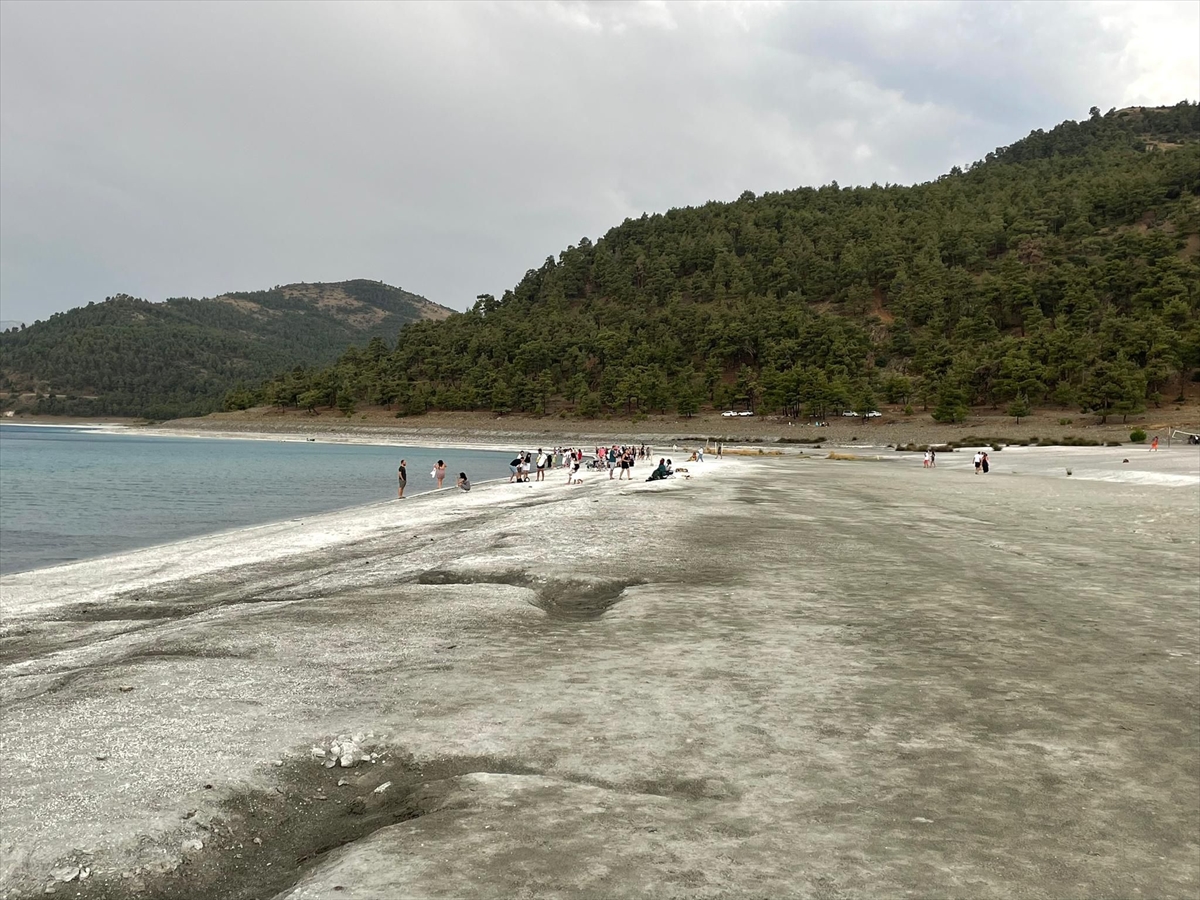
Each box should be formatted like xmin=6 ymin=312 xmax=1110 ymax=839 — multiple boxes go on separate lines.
xmin=182 ymin=839 xmax=204 ymax=853
xmin=314 ymin=794 xmax=328 ymax=801
xmin=273 ymin=759 xmax=283 ymax=767
xmin=912 ymin=817 xmax=933 ymax=824
xmin=310 ymin=747 xmax=326 ymax=759
xmin=252 ymin=837 xmax=262 ymax=846
xmin=323 ymin=757 xmax=337 ymax=769
xmin=80 ymin=867 xmax=90 ymax=880
xmin=337 ymin=778 xmax=350 ymax=787
xmin=373 ymin=781 xmax=393 ymax=795
xmin=50 ymin=865 xmax=80 ymax=883
xmin=95 ymin=754 xmax=109 ymax=761
xmin=119 ymin=686 xmax=134 ymax=693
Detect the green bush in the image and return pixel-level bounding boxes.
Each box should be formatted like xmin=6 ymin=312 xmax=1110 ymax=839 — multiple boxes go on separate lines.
xmin=1129 ymin=428 xmax=1147 ymax=442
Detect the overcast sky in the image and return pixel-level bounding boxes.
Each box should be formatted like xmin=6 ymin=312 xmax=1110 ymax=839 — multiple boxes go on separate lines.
xmin=1 ymin=0 xmax=1197 ymax=324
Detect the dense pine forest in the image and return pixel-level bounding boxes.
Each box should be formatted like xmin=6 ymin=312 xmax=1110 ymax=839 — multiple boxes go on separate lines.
xmin=0 ymin=281 xmax=449 ymax=419
xmin=244 ymin=104 xmax=1200 ymax=425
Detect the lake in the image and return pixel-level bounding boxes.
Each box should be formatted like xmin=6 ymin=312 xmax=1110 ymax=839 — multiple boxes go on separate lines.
xmin=0 ymin=425 xmax=515 ymax=574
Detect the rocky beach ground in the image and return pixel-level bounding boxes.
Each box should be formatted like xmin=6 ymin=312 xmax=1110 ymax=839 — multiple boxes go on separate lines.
xmin=1 ymin=442 xmax=1197 ymax=899
xmin=145 ymin=404 xmax=1200 ymax=451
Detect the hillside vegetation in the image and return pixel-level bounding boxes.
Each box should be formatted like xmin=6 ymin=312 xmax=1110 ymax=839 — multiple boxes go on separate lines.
xmin=0 ymin=281 xmax=450 ymax=419
xmin=243 ymin=103 xmax=1200 ymax=425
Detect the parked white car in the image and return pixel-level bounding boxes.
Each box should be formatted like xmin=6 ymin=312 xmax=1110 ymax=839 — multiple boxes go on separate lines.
xmin=842 ymin=410 xmax=859 ymax=417
xmin=721 ymin=410 xmax=738 ymax=417
xmin=865 ymin=410 xmax=883 ymax=418
xmin=737 ymin=410 xmax=754 ymax=417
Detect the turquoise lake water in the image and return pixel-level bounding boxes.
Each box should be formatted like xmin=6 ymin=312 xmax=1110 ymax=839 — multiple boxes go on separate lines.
xmin=0 ymin=425 xmax=515 ymax=574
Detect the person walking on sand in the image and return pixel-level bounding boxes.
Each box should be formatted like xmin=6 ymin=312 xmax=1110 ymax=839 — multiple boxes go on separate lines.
xmin=1151 ymin=435 xmax=1159 ymax=451
xmin=973 ymin=451 xmax=982 ymax=475
xmin=434 ymin=460 xmax=447 ymax=489
xmin=397 ymin=459 xmax=408 ymax=499
xmin=929 ymin=448 xmax=936 ymax=468
xmin=981 ymin=451 xmax=990 ymax=474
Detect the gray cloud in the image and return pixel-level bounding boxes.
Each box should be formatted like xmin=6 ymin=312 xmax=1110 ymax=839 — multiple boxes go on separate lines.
xmin=1 ymin=0 xmax=1196 ymax=323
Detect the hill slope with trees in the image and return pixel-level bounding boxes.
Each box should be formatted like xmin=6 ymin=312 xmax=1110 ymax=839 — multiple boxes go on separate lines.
xmin=0 ymin=281 xmax=451 ymax=419
xmin=248 ymin=103 xmax=1199 ymax=426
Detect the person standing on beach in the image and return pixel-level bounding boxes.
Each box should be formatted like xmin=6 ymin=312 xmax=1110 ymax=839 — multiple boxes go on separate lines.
xmin=929 ymin=448 xmax=936 ymax=467
xmin=1151 ymin=436 xmax=1159 ymax=451
xmin=398 ymin=459 xmax=407 ymax=499
xmin=434 ymin=460 xmax=447 ymax=489
xmin=981 ymin=451 xmax=990 ymax=474
xmin=973 ymin=451 xmax=983 ymax=475
xmin=717 ymin=443 xmax=722 ymax=459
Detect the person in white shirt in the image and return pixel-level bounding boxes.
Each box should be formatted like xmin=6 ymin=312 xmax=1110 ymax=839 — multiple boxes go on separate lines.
xmin=973 ymin=451 xmax=983 ymax=475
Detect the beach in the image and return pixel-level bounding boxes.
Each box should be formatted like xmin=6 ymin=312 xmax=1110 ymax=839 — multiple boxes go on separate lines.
xmin=1 ymin=443 xmax=1198 ymax=899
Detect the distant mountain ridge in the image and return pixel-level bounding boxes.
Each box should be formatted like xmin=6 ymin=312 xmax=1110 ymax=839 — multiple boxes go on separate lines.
xmin=0 ymin=279 xmax=452 ymax=419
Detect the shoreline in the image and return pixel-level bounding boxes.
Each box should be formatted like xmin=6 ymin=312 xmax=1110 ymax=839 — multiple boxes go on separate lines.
xmin=3 ymin=441 xmax=1195 ymax=604
xmin=0 ymin=457 xmax=736 ymax=620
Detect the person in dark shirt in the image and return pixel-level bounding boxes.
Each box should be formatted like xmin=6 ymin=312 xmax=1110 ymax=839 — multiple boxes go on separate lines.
xmin=457 ymin=472 xmax=471 ymax=492
xmin=647 ymin=458 xmax=669 ymax=481
xmin=397 ymin=459 xmax=408 ymax=499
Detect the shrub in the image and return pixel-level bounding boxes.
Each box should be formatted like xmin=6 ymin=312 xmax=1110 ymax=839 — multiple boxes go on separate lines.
xmin=1059 ymin=418 xmax=1073 ymax=426
xmin=1129 ymin=428 xmax=1147 ymax=443
xmin=903 ymin=405 xmax=914 ymax=416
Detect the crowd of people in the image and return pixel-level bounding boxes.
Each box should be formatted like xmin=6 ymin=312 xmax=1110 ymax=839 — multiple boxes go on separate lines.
xmin=505 ymin=444 xmax=686 ymax=485
xmin=398 ymin=442 xmax=706 ymax=499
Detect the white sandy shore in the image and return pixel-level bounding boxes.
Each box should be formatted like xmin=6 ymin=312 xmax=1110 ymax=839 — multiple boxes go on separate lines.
xmin=3 ymin=444 xmax=1195 ymax=621
xmin=1 ymin=446 xmax=1197 ymax=897
xmin=0 ymin=457 xmax=734 ymax=620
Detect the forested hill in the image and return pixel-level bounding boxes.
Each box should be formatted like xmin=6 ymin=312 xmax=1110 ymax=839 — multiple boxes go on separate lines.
xmin=0 ymin=281 xmax=451 ymax=419
xmin=248 ymin=103 xmax=1200 ymax=424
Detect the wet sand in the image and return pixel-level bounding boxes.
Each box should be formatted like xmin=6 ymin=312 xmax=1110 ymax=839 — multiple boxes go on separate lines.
xmin=1 ymin=447 xmax=1197 ymax=899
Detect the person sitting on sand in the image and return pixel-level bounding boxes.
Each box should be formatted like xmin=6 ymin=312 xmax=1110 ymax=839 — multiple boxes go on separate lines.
xmin=566 ymin=459 xmax=583 ymax=485
xmin=647 ymin=458 xmax=669 ymax=481
xmin=457 ymin=472 xmax=471 ymax=492
xmin=665 ymin=459 xmax=674 ymax=476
